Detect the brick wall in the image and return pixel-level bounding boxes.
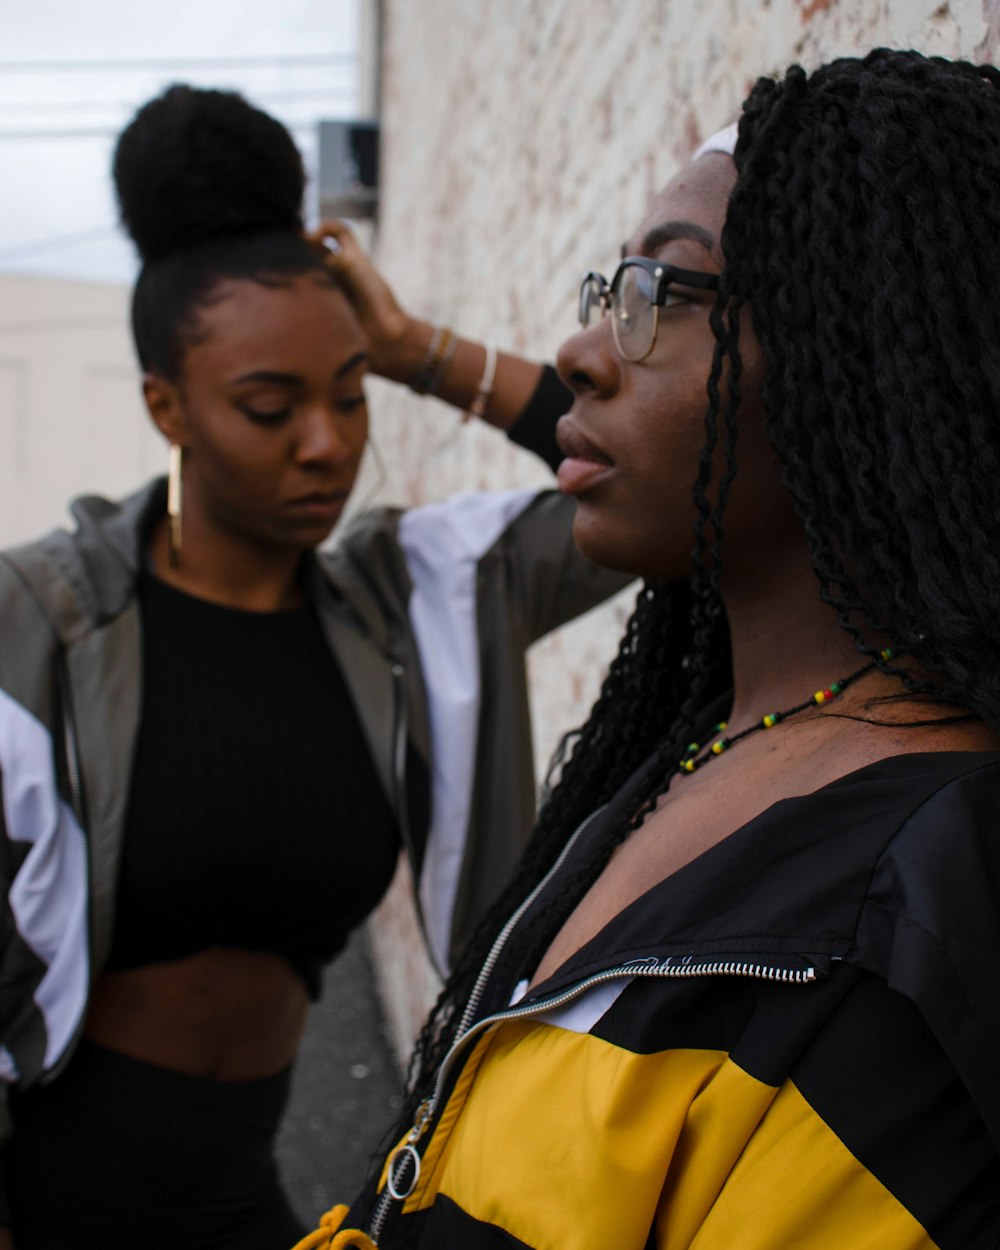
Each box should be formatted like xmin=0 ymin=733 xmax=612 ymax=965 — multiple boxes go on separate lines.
xmin=362 ymin=0 xmax=1000 ymax=1061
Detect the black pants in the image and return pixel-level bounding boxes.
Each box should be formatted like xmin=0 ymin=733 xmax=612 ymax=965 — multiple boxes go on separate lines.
xmin=7 ymin=1038 xmax=306 ymax=1250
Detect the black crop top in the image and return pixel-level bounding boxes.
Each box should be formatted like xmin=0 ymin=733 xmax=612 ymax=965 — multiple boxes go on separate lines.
xmin=107 ymin=569 xmax=400 ymax=998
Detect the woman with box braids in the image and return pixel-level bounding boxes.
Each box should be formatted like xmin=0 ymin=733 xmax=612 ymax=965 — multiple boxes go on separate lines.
xmin=313 ymin=49 xmax=1000 ymax=1250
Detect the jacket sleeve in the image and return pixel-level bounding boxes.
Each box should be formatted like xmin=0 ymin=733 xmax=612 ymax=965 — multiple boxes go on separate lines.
xmin=393 ymin=486 xmax=631 ymax=679
xmin=412 ymin=357 xmax=631 ymax=641
xmin=750 ymin=761 xmax=1000 ymax=1249
xmin=505 ymin=363 xmax=573 ymax=473
xmin=0 ymin=1125 xmax=8 ymax=1228
xmin=1 ymin=785 xmax=10 ymax=1227
xmin=0 ymin=563 xmax=92 ymax=1229
xmin=386 ymin=488 xmax=628 ymax=968
xmin=734 ymin=962 xmax=1000 ymax=1250
xmin=855 ymin=759 xmax=1000 ymax=1155
xmin=493 ymin=489 xmax=633 ymax=645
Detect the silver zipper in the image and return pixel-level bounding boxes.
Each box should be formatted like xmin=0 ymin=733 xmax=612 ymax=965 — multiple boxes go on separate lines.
xmin=368 ymin=807 xmax=606 ymax=1242
xmin=369 ymin=954 xmax=816 ymax=1241
xmin=455 ymin=804 xmax=608 ymax=1040
xmin=367 ymin=795 xmax=818 ymax=1242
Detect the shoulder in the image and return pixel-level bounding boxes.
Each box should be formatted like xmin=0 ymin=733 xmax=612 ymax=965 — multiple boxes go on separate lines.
xmin=859 ymin=752 xmax=1000 ymax=943
xmin=0 ymin=536 xmax=63 ymax=639
xmin=325 ymin=503 xmax=406 ymax=572
xmin=316 ymin=504 xmax=409 ymax=617
xmin=0 ymin=481 xmax=158 ymax=639
xmin=873 ymin=752 xmax=1000 ymax=894
xmin=857 ymin=753 xmax=1000 ymax=1146
xmin=857 ymin=755 xmax=1000 ymax=1036
xmin=397 ymin=488 xmax=557 ymax=571
xmin=323 ymin=489 xmax=558 ymax=587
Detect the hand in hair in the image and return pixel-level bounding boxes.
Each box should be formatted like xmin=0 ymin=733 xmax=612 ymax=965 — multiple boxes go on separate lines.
xmin=306 ymin=219 xmax=546 ymax=427
xmin=306 ymin=220 xmax=411 ymax=374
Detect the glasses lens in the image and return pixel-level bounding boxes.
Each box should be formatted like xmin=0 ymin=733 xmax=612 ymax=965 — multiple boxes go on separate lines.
xmin=578 ymin=274 xmax=606 ymax=328
xmin=611 ymin=264 xmax=657 ymax=361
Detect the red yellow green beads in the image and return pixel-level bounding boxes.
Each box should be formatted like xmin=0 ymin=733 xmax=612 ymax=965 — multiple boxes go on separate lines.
xmin=675 ymin=657 xmax=889 ymax=777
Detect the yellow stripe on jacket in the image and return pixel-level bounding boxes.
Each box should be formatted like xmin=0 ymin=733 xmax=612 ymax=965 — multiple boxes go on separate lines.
xmin=396 ymin=1017 xmax=937 ymax=1250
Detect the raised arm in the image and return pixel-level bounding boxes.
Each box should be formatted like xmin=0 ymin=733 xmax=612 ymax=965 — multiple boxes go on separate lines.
xmin=307 ymin=221 xmax=569 ymax=449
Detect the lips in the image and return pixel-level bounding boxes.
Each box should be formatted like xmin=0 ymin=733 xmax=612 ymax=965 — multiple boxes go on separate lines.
xmin=555 ymin=415 xmax=614 ymax=495
xmin=286 ymin=488 xmax=351 ymax=520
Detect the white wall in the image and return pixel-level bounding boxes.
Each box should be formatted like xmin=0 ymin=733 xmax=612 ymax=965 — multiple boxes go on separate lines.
xmin=0 ymin=275 xmax=159 ymax=547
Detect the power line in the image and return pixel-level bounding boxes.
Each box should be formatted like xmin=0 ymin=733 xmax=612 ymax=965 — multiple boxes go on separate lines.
xmin=0 ymin=87 xmax=355 ymax=115
xmin=0 ymin=121 xmax=320 ymax=141
xmin=0 ymin=315 xmax=126 ymax=334
xmin=0 ymin=128 xmax=145 ymax=141
xmin=0 ymin=226 xmax=121 ymax=264
xmin=0 ymin=53 xmax=355 ymax=73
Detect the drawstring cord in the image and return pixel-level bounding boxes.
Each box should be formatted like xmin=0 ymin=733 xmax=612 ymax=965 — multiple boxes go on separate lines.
xmin=291 ymin=1203 xmax=378 ymax=1250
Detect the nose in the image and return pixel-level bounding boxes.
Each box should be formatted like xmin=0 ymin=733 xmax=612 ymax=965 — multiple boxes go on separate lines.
xmin=555 ymin=319 xmax=622 ymax=400
xmin=295 ymin=405 xmax=363 ymax=468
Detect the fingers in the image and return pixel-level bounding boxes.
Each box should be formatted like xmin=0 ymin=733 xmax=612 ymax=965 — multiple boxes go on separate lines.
xmin=302 ymin=220 xmax=410 ymax=360
xmin=306 ymin=219 xmax=361 ymax=263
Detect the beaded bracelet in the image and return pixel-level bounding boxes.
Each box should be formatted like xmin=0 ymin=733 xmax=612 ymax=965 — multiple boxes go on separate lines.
xmin=412 ymin=325 xmax=457 ymax=396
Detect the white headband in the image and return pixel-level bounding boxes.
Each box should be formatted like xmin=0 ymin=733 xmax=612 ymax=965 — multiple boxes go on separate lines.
xmin=693 ymin=121 xmax=739 ymax=160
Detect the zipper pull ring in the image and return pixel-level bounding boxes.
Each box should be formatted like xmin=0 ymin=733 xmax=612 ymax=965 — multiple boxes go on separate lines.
xmin=385 ymin=1143 xmax=422 ymax=1201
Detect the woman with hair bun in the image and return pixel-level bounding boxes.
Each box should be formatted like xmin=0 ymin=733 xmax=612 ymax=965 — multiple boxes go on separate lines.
xmin=0 ymin=85 xmax=623 ymax=1249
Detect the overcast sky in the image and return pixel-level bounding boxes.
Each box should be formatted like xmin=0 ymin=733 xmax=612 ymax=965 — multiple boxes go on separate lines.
xmin=0 ymin=0 xmax=360 ymax=284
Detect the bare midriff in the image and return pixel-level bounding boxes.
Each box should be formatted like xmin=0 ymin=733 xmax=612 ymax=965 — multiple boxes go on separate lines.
xmin=83 ymin=948 xmax=309 ymax=1080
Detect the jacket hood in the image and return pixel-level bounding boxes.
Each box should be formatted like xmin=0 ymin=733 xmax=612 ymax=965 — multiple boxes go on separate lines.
xmin=3 ymin=478 xmax=166 ymax=644
xmin=3 ymin=479 xmax=407 ymax=657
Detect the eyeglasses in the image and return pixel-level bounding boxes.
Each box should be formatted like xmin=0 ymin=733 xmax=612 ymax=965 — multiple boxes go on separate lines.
xmin=578 ymin=257 xmax=720 ymax=362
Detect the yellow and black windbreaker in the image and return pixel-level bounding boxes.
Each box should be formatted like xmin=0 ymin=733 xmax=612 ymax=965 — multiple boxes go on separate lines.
xmin=325 ymin=751 xmax=1000 ymax=1250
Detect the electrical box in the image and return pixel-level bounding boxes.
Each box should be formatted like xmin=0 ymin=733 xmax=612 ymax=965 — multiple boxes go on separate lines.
xmin=318 ymin=120 xmax=380 ymax=220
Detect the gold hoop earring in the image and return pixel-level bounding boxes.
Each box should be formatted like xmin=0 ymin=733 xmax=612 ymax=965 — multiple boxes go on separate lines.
xmin=167 ymin=444 xmax=183 ymax=568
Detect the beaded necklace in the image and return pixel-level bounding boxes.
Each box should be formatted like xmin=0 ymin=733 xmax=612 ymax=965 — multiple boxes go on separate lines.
xmin=679 ymin=647 xmax=894 ymax=775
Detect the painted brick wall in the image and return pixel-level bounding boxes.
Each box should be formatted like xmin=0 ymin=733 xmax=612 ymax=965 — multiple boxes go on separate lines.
xmin=362 ymin=0 xmax=1000 ymax=1061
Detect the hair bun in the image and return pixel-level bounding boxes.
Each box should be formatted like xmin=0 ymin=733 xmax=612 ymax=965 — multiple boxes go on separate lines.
xmin=113 ymin=83 xmax=306 ymax=263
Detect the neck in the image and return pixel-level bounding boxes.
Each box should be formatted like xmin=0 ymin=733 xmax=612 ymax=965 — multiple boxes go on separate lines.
xmin=719 ymin=534 xmax=888 ymax=733
xmin=148 ymin=513 xmax=306 ymax=612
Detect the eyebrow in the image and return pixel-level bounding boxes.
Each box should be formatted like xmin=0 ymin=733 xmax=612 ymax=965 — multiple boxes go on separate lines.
xmin=623 ymin=219 xmax=717 ymax=260
xmin=231 ymin=351 xmax=370 ymax=387
xmin=335 ymin=350 xmax=370 ymax=379
xmin=232 ymin=370 xmax=301 ymax=387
